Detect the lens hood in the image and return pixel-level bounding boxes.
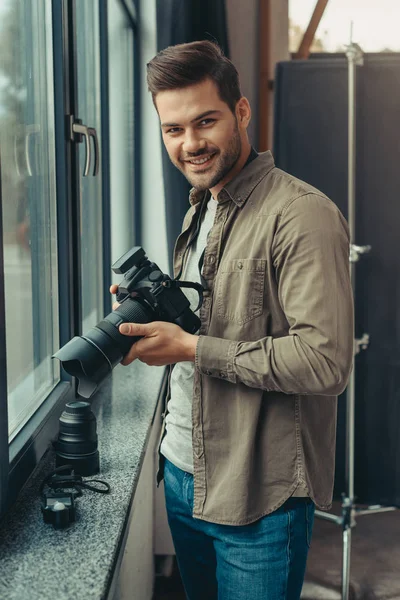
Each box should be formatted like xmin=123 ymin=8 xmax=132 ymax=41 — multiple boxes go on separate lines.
xmin=53 ymin=336 xmax=112 ymax=398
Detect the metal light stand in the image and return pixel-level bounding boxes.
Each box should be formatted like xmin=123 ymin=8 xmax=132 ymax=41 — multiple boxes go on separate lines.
xmin=314 ymin=32 xmax=397 ymax=600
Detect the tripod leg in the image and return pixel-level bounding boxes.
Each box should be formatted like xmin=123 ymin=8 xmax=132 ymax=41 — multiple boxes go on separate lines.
xmin=342 ymin=524 xmax=352 ymax=600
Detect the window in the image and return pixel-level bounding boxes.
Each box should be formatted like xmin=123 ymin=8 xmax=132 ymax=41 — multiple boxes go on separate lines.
xmin=76 ymin=0 xmax=104 ymax=331
xmin=0 ymin=0 xmax=140 ymax=516
xmin=108 ymin=0 xmax=139 ymax=279
xmin=289 ymin=0 xmax=400 ymax=54
xmin=0 ymin=0 xmax=59 ymax=441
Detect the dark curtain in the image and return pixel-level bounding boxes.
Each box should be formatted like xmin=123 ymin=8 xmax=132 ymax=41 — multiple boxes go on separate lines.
xmin=156 ymin=0 xmax=230 ymax=270
xmin=273 ymin=53 xmax=400 ymax=506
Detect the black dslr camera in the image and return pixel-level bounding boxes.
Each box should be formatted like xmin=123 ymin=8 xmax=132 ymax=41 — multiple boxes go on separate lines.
xmin=53 ymin=247 xmax=203 ymax=398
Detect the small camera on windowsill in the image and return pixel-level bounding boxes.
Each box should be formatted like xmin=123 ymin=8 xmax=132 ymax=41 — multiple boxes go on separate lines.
xmin=39 ymin=464 xmax=110 ymax=529
xmin=41 ymin=491 xmax=76 ymax=529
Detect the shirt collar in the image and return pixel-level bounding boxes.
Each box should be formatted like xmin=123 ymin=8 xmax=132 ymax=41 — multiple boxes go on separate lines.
xmin=188 ymin=151 xmax=275 ymax=207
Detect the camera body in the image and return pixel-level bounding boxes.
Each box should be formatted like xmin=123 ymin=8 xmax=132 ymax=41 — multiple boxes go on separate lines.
xmin=113 ymin=246 xmax=200 ymax=335
xmin=53 ymin=247 xmax=202 ymax=398
xmin=42 ymin=492 xmax=76 ymax=529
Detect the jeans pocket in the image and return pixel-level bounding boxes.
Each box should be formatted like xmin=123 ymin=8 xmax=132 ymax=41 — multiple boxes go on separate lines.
xmin=163 ymin=459 xmax=182 ymax=499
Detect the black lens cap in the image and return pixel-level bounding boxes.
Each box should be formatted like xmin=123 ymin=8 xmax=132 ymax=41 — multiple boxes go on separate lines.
xmin=65 ymin=401 xmax=91 ymax=415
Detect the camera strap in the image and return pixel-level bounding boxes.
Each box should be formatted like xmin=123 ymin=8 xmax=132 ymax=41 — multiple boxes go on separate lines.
xmin=162 ymin=279 xmax=204 ymax=313
xmin=39 ymin=464 xmax=111 ymax=502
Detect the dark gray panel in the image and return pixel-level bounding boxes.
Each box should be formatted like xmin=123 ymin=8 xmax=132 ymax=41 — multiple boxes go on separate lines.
xmin=274 ymin=54 xmax=400 ymax=506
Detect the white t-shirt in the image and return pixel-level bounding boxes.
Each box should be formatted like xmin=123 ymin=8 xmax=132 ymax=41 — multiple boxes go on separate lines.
xmin=160 ymin=197 xmax=218 ymax=473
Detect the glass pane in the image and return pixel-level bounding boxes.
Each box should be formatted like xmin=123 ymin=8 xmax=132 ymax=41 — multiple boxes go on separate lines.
xmin=289 ymin=0 xmax=400 ymax=53
xmin=75 ymin=1 xmax=103 ymax=331
xmin=108 ymin=0 xmax=135 ymax=277
xmin=0 ymin=0 xmax=59 ymax=439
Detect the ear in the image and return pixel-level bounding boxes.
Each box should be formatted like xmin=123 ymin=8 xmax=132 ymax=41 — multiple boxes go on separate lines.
xmin=236 ymin=97 xmax=251 ymax=129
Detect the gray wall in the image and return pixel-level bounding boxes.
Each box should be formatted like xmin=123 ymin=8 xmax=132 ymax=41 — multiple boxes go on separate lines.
xmin=226 ymin=0 xmax=289 ymax=150
xmin=226 ymin=0 xmax=259 ymax=147
xmin=269 ymin=0 xmax=289 ymax=147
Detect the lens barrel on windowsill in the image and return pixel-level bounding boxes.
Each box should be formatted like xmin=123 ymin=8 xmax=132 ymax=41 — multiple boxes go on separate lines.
xmin=54 ymin=401 xmax=99 ymax=476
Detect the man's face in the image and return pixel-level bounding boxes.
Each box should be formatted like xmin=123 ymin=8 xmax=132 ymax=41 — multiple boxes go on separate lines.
xmin=156 ymin=78 xmax=249 ymax=194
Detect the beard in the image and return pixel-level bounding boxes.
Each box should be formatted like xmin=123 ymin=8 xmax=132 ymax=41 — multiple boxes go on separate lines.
xmin=173 ymin=120 xmax=242 ymax=192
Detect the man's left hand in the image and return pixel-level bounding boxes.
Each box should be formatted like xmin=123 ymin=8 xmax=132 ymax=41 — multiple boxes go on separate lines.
xmin=119 ymin=321 xmax=198 ymax=366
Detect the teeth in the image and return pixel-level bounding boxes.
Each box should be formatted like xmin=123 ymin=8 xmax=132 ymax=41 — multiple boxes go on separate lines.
xmin=189 ymin=155 xmax=212 ymax=165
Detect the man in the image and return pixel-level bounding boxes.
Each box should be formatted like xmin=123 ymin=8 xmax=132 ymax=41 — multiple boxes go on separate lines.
xmin=111 ymin=41 xmax=354 ymax=599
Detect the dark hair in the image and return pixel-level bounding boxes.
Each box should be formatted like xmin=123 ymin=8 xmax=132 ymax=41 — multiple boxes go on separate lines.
xmin=146 ymin=40 xmax=242 ymax=113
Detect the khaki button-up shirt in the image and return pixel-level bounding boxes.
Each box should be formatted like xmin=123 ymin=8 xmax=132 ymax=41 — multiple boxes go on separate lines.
xmin=164 ymin=151 xmax=354 ymax=526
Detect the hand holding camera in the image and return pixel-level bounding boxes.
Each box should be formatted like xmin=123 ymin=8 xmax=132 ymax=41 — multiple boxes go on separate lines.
xmin=119 ymin=319 xmax=198 ymax=367
xmin=53 ymin=247 xmax=203 ymax=397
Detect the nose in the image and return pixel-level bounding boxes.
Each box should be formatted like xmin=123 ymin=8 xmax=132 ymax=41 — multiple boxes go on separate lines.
xmin=182 ymin=129 xmax=206 ymax=155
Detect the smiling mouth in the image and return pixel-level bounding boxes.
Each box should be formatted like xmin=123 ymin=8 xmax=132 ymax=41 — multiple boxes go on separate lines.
xmin=184 ymin=153 xmax=216 ymax=167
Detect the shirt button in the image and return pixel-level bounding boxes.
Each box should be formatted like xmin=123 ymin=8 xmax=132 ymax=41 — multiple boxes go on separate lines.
xmin=208 ymin=255 xmax=215 ymax=264
xmin=237 ymin=261 xmax=243 ymax=269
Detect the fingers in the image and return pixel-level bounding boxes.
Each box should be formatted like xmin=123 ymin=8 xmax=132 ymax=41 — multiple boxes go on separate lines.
xmin=120 ymin=333 xmax=157 ymax=366
xmin=118 ymin=321 xmax=189 ymax=367
xmin=118 ymin=323 xmax=152 ymax=366
xmin=121 ymin=346 xmax=139 ymax=366
xmin=120 ymin=333 xmax=149 ymax=365
xmin=110 ymin=284 xmax=120 ymax=311
xmin=119 ymin=322 xmax=153 ymax=337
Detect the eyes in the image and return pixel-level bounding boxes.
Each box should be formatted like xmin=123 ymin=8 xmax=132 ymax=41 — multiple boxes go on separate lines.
xmin=198 ymin=118 xmax=215 ymax=127
xmin=165 ymin=118 xmax=216 ymax=135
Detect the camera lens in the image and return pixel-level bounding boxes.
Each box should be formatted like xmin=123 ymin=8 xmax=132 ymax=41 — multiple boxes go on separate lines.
xmin=52 ymin=246 xmax=201 ymax=399
xmin=52 ymin=298 xmax=153 ymax=398
xmin=54 ymin=401 xmax=100 ymax=476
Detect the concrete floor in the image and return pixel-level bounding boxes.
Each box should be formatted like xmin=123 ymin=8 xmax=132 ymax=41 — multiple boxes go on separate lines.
xmin=153 ymin=503 xmax=400 ymax=599
xmin=302 ymin=503 xmax=400 ymax=600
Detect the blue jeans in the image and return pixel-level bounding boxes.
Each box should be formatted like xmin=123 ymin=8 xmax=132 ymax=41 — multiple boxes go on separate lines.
xmin=163 ymin=458 xmax=315 ymax=600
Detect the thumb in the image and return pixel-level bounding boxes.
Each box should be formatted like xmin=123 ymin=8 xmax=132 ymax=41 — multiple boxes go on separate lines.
xmin=119 ymin=322 xmax=152 ymax=336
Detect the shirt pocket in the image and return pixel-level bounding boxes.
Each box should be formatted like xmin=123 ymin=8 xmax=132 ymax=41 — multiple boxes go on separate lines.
xmin=215 ymin=258 xmax=266 ymax=325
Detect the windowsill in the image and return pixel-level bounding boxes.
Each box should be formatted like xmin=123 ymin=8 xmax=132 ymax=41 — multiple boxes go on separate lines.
xmin=0 ymin=361 xmax=165 ymax=600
